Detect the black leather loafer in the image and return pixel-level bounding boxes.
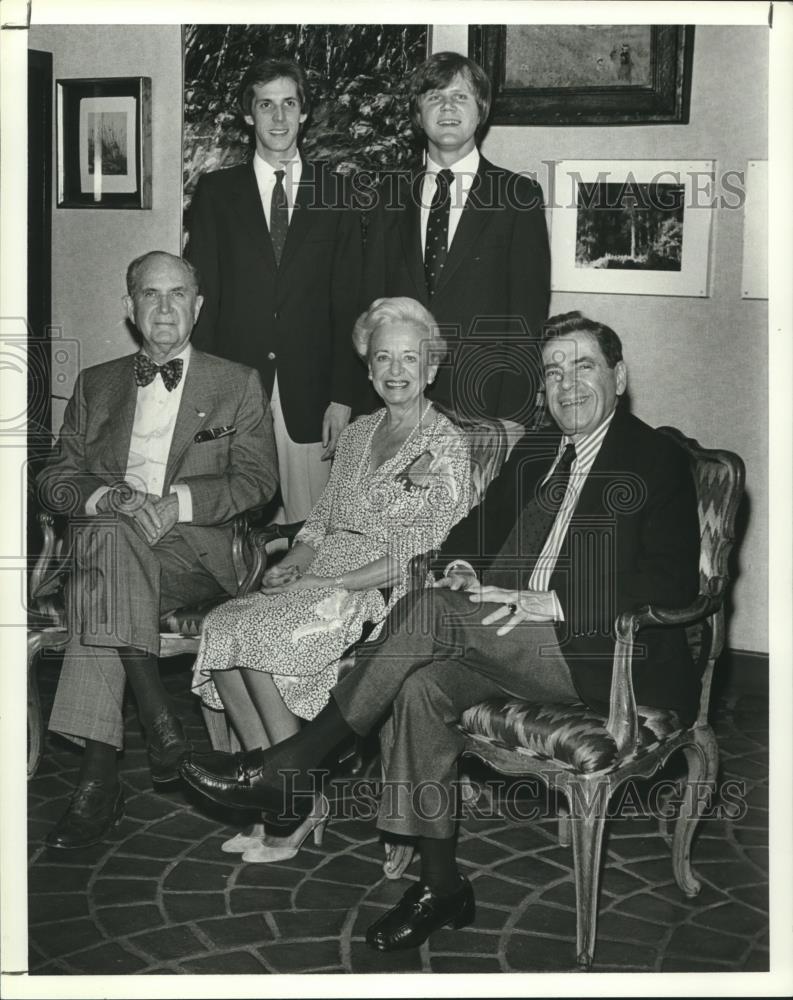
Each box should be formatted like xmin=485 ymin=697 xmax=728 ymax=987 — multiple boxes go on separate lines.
xmin=179 ymin=748 xmax=305 ymax=816
xmin=366 ymin=875 xmax=475 ymax=951
xmin=45 ymin=781 xmax=125 ymax=850
xmin=147 ymin=709 xmax=189 ymax=786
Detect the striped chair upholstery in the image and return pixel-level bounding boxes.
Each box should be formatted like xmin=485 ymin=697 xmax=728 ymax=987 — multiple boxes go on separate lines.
xmin=461 ymin=700 xmax=683 ymax=775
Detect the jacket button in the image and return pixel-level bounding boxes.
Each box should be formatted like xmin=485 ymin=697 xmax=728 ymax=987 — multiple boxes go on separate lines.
xmin=267 ymin=352 xmax=276 ymax=361
xmin=273 ymin=311 xmax=280 ymax=320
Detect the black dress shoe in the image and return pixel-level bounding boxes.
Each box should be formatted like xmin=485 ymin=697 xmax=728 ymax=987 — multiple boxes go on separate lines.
xmin=147 ymin=709 xmax=189 ymax=786
xmin=366 ymin=875 xmax=475 ymax=951
xmin=45 ymin=781 xmax=125 ymax=850
xmin=179 ymin=748 xmax=309 ymax=816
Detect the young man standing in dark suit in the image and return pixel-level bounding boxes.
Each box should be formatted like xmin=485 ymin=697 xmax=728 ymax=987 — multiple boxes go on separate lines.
xmin=363 ymin=51 xmax=551 ymax=426
xmin=186 ymin=59 xmax=364 ymax=522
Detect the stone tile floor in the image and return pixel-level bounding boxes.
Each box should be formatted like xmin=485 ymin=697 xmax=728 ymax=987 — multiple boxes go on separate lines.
xmin=27 ymin=657 xmax=769 ymax=976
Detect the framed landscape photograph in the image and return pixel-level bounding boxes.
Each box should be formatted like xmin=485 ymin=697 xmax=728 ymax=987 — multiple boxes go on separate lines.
xmin=550 ymin=160 xmax=714 ymax=297
xmin=469 ymin=24 xmax=694 ymax=126
xmin=56 ymin=77 xmax=152 ymax=208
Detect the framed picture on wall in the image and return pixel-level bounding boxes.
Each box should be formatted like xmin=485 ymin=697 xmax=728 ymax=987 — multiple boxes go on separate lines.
xmin=469 ymin=25 xmax=694 ymax=126
xmin=56 ymin=77 xmax=152 ymax=208
xmin=550 ymin=160 xmax=714 ymax=297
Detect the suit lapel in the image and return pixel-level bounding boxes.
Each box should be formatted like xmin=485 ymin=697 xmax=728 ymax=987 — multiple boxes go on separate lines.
xmin=571 ymin=407 xmax=632 ymax=519
xmin=278 ymin=158 xmax=316 ymax=272
xmin=398 ymin=172 xmax=427 ymax=300
xmin=229 ymin=161 xmax=278 ymax=267
xmin=434 ymin=158 xmax=497 ymax=297
xmin=101 ymin=356 xmax=137 ymax=474
xmin=165 ymin=351 xmax=213 ymax=487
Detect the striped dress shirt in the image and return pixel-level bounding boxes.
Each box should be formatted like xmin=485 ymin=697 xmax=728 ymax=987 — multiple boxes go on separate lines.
xmin=528 ymin=407 xmax=617 ymax=615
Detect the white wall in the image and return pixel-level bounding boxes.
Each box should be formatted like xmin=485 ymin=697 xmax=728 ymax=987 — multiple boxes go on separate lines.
xmin=28 ymin=24 xmax=184 ymax=429
xmin=434 ymin=25 xmax=768 ymax=654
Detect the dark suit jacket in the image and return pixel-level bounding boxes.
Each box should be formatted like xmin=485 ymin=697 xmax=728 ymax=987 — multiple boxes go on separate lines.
xmin=362 ymin=156 xmax=551 ymax=424
xmin=433 ymin=407 xmax=702 ymax=723
xmin=186 ymin=159 xmax=365 ymax=443
xmin=39 ymin=349 xmax=278 ymax=595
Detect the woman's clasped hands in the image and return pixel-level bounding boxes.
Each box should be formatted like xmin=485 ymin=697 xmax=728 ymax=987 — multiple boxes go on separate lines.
xmin=260 ymin=563 xmax=333 ymax=595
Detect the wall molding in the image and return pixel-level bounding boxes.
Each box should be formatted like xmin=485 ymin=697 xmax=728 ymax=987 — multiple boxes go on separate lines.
xmin=716 ymin=648 xmax=769 ymax=700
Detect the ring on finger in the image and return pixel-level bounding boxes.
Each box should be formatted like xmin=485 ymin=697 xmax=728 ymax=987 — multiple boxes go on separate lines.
xmin=508 ymin=603 xmax=518 ymax=615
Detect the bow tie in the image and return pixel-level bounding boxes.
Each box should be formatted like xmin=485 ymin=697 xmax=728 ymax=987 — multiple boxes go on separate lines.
xmin=134 ymin=354 xmax=184 ymax=391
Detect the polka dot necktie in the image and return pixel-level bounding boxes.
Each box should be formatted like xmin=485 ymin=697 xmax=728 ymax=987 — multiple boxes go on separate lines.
xmin=269 ymin=169 xmax=288 ymax=266
xmin=424 ymin=168 xmax=454 ymax=298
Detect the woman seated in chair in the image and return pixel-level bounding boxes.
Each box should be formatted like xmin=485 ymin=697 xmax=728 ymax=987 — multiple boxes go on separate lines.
xmin=192 ymin=296 xmax=477 ymax=862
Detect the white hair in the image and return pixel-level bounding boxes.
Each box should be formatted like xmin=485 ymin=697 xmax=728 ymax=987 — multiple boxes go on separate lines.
xmin=352 ymin=296 xmax=447 ymax=362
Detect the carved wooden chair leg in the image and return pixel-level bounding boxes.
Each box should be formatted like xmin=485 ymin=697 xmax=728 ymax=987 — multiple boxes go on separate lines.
xmin=27 ymin=634 xmax=45 ymax=779
xmin=565 ymin=778 xmax=611 ymax=970
xmin=656 ymin=780 xmax=681 ymax=845
xmin=672 ymin=727 xmax=719 ymax=898
xmin=557 ymin=800 xmax=571 ymax=847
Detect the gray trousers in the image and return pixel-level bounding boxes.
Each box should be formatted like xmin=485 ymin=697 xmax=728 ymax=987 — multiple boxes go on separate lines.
xmin=332 ymin=588 xmax=577 ymax=839
xmin=49 ymin=517 xmax=226 ymax=749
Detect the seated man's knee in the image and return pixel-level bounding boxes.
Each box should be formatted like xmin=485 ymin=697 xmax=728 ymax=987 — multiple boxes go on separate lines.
xmin=395 ymin=668 xmax=453 ymax=714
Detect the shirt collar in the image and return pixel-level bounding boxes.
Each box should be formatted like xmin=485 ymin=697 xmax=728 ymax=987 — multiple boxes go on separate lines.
xmin=561 ymin=404 xmax=617 ymax=457
xmin=424 ymin=149 xmax=480 ymax=208
xmin=254 ymin=151 xmax=302 ymax=183
xmin=140 ymin=342 xmax=192 ymax=373
xmin=426 ymin=147 xmax=480 ymax=176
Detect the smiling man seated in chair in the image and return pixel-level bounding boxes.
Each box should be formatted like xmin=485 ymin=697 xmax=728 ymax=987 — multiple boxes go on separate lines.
xmin=38 ymin=250 xmax=277 ymax=849
xmin=180 ymin=310 xmax=701 ymax=950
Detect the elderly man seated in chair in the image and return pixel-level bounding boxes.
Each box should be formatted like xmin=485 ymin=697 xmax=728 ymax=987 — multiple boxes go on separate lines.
xmin=38 ymin=250 xmax=277 ymax=850
xmin=181 ymin=311 xmax=700 ymax=951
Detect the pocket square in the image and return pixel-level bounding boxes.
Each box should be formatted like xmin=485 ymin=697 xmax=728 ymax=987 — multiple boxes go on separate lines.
xmin=194 ymin=425 xmax=236 ymax=443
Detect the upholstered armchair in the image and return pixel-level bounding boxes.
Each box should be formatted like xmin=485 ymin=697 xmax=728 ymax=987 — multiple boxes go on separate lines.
xmin=457 ymin=427 xmax=745 ymax=968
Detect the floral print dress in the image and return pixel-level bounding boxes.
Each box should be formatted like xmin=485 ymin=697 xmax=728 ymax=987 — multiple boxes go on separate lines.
xmin=192 ymin=407 xmax=472 ymax=721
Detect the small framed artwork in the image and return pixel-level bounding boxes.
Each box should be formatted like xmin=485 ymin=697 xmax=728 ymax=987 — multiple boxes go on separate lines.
xmin=56 ymin=77 xmax=152 ymax=209
xmin=741 ymin=160 xmax=768 ymax=300
xmin=469 ymin=25 xmax=694 ymax=126
xmin=550 ymin=160 xmax=714 ymax=297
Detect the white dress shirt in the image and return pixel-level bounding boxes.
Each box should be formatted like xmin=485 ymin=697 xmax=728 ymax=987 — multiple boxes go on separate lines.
xmin=420 ymin=147 xmax=480 ymax=255
xmin=253 ymin=151 xmax=302 ymax=226
xmin=86 ymin=345 xmax=193 ymax=521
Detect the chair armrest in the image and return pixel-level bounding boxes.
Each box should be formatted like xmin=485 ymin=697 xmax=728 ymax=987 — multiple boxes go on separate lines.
xmin=620 ymin=592 xmax=723 ymax=631
xmin=30 ymin=512 xmax=70 ymax=601
xmin=250 ymin=520 xmax=305 ymax=547
xmin=606 ymin=592 xmax=722 ymax=758
xmin=236 ymin=520 xmax=306 ymax=596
